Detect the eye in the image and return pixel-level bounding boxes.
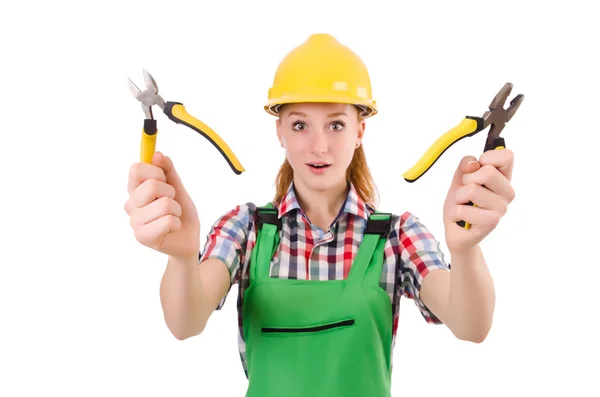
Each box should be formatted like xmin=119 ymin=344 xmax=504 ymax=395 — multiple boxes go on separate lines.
xmin=329 ymin=120 xmax=346 ymax=131
xmin=292 ymin=121 xmax=307 ymax=131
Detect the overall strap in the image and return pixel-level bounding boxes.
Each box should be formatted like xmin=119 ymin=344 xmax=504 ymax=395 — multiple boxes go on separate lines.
xmin=347 ymin=211 xmax=393 ymax=286
xmin=250 ymin=202 xmax=281 ymax=284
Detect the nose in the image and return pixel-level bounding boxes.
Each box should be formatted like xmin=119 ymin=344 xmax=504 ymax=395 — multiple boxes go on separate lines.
xmin=310 ymin=129 xmax=328 ymax=154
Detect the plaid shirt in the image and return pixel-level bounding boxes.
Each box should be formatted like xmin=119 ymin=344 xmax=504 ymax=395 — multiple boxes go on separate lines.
xmin=199 ymin=181 xmax=450 ymax=377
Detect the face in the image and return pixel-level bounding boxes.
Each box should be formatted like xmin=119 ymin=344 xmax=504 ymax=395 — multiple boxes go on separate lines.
xmin=276 ymin=102 xmax=365 ymax=193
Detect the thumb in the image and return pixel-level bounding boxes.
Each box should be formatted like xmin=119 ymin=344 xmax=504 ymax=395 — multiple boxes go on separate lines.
xmin=152 ymin=151 xmax=185 ymax=190
xmin=153 ymin=152 xmax=194 ymax=205
xmin=450 ymin=155 xmax=481 ymax=188
xmin=152 ymin=151 xmax=198 ymax=224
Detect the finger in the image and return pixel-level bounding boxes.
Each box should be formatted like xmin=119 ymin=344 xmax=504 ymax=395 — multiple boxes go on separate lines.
xmin=478 ymin=148 xmax=514 ymax=180
xmin=134 ymin=215 xmax=182 ymax=248
xmin=130 ymin=196 xmax=183 ymax=229
xmin=127 ymin=162 xmax=167 ymax=195
xmin=449 ymin=203 xmax=501 ymax=228
xmin=462 ymin=164 xmax=515 ymax=203
xmin=455 ymin=183 xmax=508 ymax=213
xmin=124 ymin=179 xmax=176 ymax=215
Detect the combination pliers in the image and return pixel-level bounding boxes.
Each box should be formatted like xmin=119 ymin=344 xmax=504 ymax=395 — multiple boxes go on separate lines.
xmin=402 ymin=82 xmax=524 ymax=229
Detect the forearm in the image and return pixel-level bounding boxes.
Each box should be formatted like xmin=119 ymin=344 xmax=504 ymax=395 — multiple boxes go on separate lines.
xmin=447 ymin=245 xmax=495 ymax=342
xmin=160 ymin=255 xmax=210 ymax=340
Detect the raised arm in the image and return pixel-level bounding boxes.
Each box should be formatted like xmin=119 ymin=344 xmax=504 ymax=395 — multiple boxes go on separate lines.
xmin=125 ymin=151 xmax=247 ymax=340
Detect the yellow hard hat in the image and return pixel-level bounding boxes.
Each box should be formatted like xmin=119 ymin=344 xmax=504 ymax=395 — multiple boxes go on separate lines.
xmin=265 ymin=33 xmax=377 ymax=118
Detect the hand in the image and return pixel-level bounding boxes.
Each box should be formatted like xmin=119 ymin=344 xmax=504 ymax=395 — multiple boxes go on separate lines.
xmin=443 ymin=149 xmax=515 ymax=253
xmin=124 ymin=151 xmax=201 ymax=259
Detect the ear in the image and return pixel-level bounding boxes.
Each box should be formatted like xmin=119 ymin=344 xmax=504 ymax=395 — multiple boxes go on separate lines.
xmin=276 ymin=118 xmax=284 ymax=147
xmin=357 ymin=119 xmax=366 ymax=145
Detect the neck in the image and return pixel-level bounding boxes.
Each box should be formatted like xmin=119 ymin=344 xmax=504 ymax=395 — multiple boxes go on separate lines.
xmin=292 ymin=178 xmax=349 ymax=231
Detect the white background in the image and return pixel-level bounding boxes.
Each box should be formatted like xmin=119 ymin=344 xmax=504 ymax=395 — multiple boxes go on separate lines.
xmin=1 ymin=0 xmax=598 ymax=396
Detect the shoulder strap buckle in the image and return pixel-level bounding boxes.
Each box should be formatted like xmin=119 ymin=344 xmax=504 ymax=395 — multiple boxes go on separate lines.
xmin=365 ymin=212 xmax=393 ymax=237
xmin=256 ymin=205 xmax=281 ymax=230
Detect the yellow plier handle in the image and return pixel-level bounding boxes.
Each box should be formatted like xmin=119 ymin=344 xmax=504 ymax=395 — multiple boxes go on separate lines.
xmin=163 ymin=102 xmax=245 ymax=175
xmin=140 ymin=119 xmax=158 ymax=164
xmin=402 ymin=116 xmax=485 ymax=183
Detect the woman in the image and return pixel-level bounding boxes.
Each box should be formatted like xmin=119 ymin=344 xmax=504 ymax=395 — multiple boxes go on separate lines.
xmin=125 ymin=33 xmax=516 ymax=396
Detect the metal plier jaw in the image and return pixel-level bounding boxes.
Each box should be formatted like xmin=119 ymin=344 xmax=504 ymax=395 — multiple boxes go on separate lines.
xmin=128 ymin=69 xmax=165 ymax=120
xmin=127 ymin=70 xmax=245 ymax=174
xmin=480 ymin=82 xmax=524 ymax=152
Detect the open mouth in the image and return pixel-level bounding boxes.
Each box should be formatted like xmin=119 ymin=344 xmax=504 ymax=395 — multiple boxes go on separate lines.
xmin=307 ymin=163 xmax=331 ymax=169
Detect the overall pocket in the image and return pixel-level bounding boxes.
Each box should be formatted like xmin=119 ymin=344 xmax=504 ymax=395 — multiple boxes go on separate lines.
xmin=261 ymin=318 xmax=355 ymax=334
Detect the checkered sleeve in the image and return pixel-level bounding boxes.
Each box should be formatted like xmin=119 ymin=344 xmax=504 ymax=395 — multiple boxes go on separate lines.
xmin=397 ymin=211 xmax=450 ymax=324
xmin=198 ymin=203 xmax=252 ymax=310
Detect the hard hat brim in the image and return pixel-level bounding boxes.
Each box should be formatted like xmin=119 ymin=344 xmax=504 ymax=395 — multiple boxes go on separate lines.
xmin=265 ymin=95 xmax=377 ymax=118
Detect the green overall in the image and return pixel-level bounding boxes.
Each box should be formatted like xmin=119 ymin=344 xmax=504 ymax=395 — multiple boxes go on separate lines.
xmin=242 ymin=203 xmax=394 ymax=397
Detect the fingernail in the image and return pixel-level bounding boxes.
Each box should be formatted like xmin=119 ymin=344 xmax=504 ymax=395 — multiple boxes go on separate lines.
xmin=468 ymin=160 xmax=479 ymax=166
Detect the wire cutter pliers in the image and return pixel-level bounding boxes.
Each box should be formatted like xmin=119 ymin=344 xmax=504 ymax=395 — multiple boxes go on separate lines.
xmin=128 ymin=69 xmax=245 ymax=175
xmin=401 ymin=82 xmax=524 ymax=228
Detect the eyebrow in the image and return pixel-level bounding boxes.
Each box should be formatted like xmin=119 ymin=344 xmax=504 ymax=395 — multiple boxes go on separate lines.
xmin=327 ymin=112 xmax=348 ymax=118
xmin=287 ymin=111 xmax=348 ymax=118
xmin=288 ymin=111 xmax=307 ymax=118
